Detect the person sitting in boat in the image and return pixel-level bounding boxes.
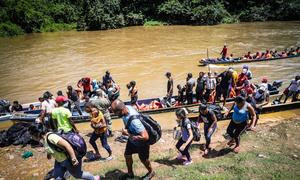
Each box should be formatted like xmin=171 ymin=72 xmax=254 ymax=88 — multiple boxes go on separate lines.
xmin=260 ymin=52 xmax=266 ymax=59
xmin=241 ymin=80 xmax=256 ymax=96
xmin=220 ymin=45 xmax=228 ymax=60
xmin=106 ymin=79 xmax=120 ymax=102
xmin=29 ymin=104 xmax=35 ymax=111
xmin=281 ymin=50 xmax=288 ymax=57
xmin=127 ymin=81 xmax=139 ymax=108
xmin=296 ymin=47 xmax=300 ymax=54
xmin=102 ymin=70 xmax=115 ymax=90
xmin=253 ymin=52 xmax=261 ymax=59
xmin=265 ymin=50 xmax=272 ymax=59
xmin=77 ymin=77 xmax=92 ymax=98
xmin=243 ymin=52 xmax=252 ymax=60
xmin=272 ymin=50 xmax=280 ymax=57
xmin=177 ymin=84 xmax=186 ymax=105
xmin=10 ymin=101 xmax=23 ymax=112
xmin=228 ymin=54 xmax=234 ymax=61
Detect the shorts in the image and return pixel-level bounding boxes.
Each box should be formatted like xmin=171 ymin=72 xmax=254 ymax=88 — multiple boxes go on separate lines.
xmin=220 ymin=87 xmax=229 ymax=99
xmin=131 ymin=95 xmax=138 ymax=105
xmin=124 ymin=140 xmax=150 ymax=161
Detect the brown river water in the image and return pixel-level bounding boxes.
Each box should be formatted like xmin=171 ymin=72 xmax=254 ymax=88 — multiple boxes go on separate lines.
xmin=0 ymin=21 xmax=300 ymax=130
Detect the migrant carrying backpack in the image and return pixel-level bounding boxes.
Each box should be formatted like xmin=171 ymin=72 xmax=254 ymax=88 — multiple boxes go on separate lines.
xmin=183 ymin=120 xmax=201 ymax=142
xmin=46 ymin=132 xmax=87 ymax=159
xmin=207 ymin=104 xmax=223 ymax=120
xmin=127 ymin=114 xmax=162 ymax=145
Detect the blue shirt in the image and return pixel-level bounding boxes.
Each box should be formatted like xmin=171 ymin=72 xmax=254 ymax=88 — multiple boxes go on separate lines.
xmin=122 ymin=105 xmax=145 ymax=146
xmin=232 ymin=103 xmax=249 ymax=123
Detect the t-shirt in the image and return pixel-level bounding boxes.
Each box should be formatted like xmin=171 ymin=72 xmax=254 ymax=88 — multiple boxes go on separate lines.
xmin=122 ymin=106 xmax=145 ymax=146
xmin=237 ymin=74 xmax=248 ymax=87
xmin=90 ymin=97 xmax=111 ymax=114
xmin=196 ymin=77 xmax=206 ymax=91
xmin=41 ymin=99 xmax=57 ymax=113
xmin=289 ymin=79 xmax=300 ymax=92
xmin=221 ymin=47 xmax=227 ymax=57
xmin=180 ymin=118 xmax=192 ymax=142
xmin=167 ymin=78 xmax=173 ymax=95
xmin=199 ymin=110 xmax=215 ymax=126
xmin=91 ymin=111 xmax=106 ymax=134
xmin=102 ymin=75 xmax=114 ymax=86
xmin=82 ymin=77 xmax=91 ymax=92
xmin=67 ymin=90 xmax=79 ymax=102
xmin=218 ymin=72 xmax=232 ymax=90
xmin=44 ymin=133 xmax=67 ymax=162
xmin=11 ymin=104 xmax=23 ymax=112
xmin=206 ymin=77 xmax=216 ymax=90
xmin=186 ymin=78 xmax=195 ymax=93
xmin=52 ymin=107 xmax=73 ymax=133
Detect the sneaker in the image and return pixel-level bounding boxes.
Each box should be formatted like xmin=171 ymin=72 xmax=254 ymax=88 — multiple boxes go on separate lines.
xmin=105 ymin=156 xmax=113 ymax=161
xmin=183 ymin=160 xmax=193 ymax=166
xmin=142 ymin=171 xmax=155 ymax=180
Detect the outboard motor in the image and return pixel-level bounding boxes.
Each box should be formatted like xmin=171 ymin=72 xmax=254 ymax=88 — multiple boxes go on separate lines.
xmin=0 ymin=99 xmax=10 ymax=113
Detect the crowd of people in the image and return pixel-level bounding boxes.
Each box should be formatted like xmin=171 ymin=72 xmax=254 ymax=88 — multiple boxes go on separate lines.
xmin=202 ymin=45 xmax=300 ymax=62
xmin=2 ymin=66 xmax=299 ymax=180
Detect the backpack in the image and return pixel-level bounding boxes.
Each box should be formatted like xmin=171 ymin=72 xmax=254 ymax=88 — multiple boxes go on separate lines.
xmin=183 ymin=119 xmax=201 ymax=142
xmin=46 ymin=132 xmax=87 ymax=159
xmin=127 ymin=114 xmax=161 ymax=145
xmin=207 ymin=104 xmax=223 ymax=120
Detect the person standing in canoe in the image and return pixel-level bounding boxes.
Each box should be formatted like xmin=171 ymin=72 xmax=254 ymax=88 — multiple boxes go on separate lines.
xmin=220 ymin=45 xmax=228 ymax=60
xmin=217 ymin=68 xmax=234 ymax=107
xmin=196 ymin=72 xmax=206 ymax=103
xmin=102 ymin=71 xmax=115 ymax=90
xmin=39 ymin=91 xmax=57 ymax=129
xmin=186 ymin=73 xmax=195 ymax=104
xmin=67 ymin=85 xmax=83 ymax=116
xmin=204 ymin=72 xmax=216 ymax=103
xmin=225 ymin=96 xmax=256 ymax=153
xmin=127 ymin=81 xmax=139 ymax=108
xmin=165 ymin=72 xmax=174 ymax=104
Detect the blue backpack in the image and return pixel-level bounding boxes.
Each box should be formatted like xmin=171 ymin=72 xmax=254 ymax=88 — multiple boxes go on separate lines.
xmin=46 ymin=132 xmax=87 ymax=159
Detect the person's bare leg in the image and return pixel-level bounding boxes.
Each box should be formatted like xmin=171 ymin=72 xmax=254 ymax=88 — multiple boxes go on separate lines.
xmin=125 ymin=155 xmax=134 ymax=176
xmin=141 ymin=159 xmax=155 ymax=179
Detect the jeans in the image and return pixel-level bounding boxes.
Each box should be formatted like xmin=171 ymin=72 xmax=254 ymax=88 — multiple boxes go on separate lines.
xmin=186 ymin=92 xmax=193 ymax=104
xmin=53 ymin=159 xmax=94 ymax=180
xmin=89 ymin=132 xmax=112 ymax=156
xmin=204 ymin=123 xmax=217 ymax=148
xmin=176 ymin=138 xmax=193 ymax=161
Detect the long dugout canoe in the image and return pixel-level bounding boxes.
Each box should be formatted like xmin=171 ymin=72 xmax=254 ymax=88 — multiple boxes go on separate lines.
xmin=199 ymin=54 xmax=300 ymax=66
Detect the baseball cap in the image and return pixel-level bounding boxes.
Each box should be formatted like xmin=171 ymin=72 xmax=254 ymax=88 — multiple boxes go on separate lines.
xmin=55 ymin=96 xmax=67 ymax=103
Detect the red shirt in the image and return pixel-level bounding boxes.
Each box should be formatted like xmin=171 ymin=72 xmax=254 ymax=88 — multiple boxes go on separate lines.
xmin=237 ymin=74 xmax=248 ymax=87
xmin=78 ymin=77 xmax=91 ymax=92
xmin=222 ymin=47 xmax=228 ymax=57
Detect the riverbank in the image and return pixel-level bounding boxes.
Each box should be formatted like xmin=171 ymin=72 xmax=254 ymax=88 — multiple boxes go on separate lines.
xmin=1 ymin=0 xmax=300 ymax=37
xmin=0 ymin=110 xmax=299 ymax=179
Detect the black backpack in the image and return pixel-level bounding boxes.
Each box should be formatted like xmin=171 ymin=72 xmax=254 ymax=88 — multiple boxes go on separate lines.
xmin=184 ymin=120 xmax=201 ymax=142
xmin=207 ymin=104 xmax=223 ymax=120
xmin=46 ymin=132 xmax=87 ymax=159
xmin=127 ymin=114 xmax=161 ymax=145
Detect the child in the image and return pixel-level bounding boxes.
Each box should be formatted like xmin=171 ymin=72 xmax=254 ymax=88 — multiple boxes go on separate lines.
xmin=175 ymin=108 xmax=194 ymax=165
xmin=86 ymin=106 xmax=112 ymax=161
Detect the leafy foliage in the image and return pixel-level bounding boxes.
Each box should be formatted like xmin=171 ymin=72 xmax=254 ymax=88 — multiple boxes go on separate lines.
xmin=0 ymin=0 xmax=299 ymax=36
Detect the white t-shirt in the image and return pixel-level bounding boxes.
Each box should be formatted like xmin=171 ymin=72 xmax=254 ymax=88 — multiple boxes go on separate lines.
xmin=41 ymin=99 xmax=57 ymax=113
xmin=289 ymin=80 xmax=300 ymax=92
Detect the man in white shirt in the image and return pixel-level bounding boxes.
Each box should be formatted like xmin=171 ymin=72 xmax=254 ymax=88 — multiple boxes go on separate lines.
xmin=205 ymin=72 xmax=216 ymax=102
